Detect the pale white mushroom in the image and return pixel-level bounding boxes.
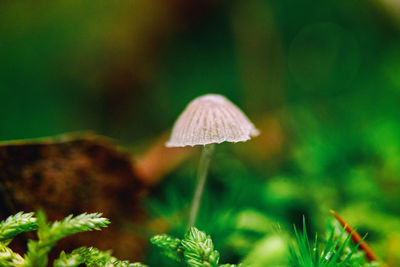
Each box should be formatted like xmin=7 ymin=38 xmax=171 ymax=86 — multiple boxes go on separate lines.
xmin=166 ymin=94 xmax=259 ymax=147
xmin=166 ymin=94 xmax=259 ymax=230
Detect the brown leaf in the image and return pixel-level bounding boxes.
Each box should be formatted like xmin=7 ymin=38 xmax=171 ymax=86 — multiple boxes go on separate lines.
xmin=0 ymin=133 xmax=146 ymax=262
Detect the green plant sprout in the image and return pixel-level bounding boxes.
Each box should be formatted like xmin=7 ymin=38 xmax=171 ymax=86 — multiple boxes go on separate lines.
xmin=151 ymin=227 xmax=241 ymax=267
xmin=0 ymin=212 xmax=38 ymax=245
xmin=54 ymin=247 xmax=145 ymax=267
xmin=166 ymin=94 xmax=259 ymax=229
xmin=0 ymin=211 xmax=146 ymax=267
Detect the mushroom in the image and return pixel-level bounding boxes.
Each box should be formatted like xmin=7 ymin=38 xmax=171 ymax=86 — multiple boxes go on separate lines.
xmin=166 ymin=94 xmax=259 ymax=147
xmin=166 ymin=94 xmax=259 ymax=229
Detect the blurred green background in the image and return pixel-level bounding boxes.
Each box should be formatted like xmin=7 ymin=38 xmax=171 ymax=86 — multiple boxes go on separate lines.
xmin=1 ymin=0 xmax=400 ymax=266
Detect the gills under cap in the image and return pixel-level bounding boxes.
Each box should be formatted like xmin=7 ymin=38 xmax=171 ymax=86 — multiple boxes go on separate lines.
xmin=166 ymin=94 xmax=259 ymax=147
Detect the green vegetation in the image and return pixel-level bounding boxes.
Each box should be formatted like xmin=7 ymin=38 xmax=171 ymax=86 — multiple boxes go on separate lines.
xmin=0 ymin=211 xmax=145 ymax=267
xmin=0 ymin=211 xmax=381 ymax=266
xmin=54 ymin=247 xmax=146 ymax=267
xmin=151 ymin=227 xmax=236 ymax=267
xmin=289 ymin=218 xmax=376 ymax=267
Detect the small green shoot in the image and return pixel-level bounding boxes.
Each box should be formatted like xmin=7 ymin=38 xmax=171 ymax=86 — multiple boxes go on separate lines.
xmin=54 ymin=247 xmax=147 ymax=267
xmin=0 ymin=212 xmax=37 ymax=245
xmin=0 ymin=211 xmax=145 ymax=267
xmin=289 ymin=217 xmax=371 ymax=267
xmin=151 ymin=227 xmax=242 ymax=267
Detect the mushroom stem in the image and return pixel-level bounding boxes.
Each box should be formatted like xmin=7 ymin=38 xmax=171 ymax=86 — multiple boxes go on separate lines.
xmin=187 ymin=144 xmax=215 ymax=230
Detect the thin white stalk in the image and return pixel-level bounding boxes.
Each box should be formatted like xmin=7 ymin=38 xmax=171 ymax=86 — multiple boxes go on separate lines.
xmin=187 ymin=144 xmax=215 ymax=230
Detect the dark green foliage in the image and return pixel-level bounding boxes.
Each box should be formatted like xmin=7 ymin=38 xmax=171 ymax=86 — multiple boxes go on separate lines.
xmin=54 ymin=247 xmax=147 ymax=267
xmin=151 ymin=227 xmax=242 ymax=267
xmin=181 ymin=227 xmax=220 ymax=267
xmin=150 ymin=234 xmax=183 ymax=262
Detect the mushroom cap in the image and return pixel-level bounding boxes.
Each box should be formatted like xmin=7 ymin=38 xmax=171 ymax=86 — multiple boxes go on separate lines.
xmin=166 ymin=94 xmax=259 ymax=147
